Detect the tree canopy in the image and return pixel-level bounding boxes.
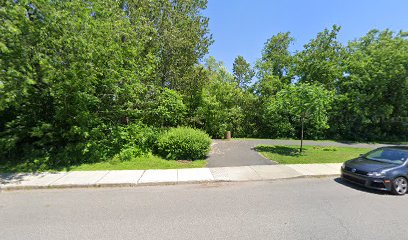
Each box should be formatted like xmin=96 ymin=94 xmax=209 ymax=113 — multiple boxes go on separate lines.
xmin=0 ymin=1 xmax=406 ymax=169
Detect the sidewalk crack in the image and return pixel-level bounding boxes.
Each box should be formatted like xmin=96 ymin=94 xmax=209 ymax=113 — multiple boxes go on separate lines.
xmin=95 ymin=171 xmax=110 ymax=184
xmin=137 ymin=170 xmax=146 ymax=184
xmin=47 ymin=172 xmax=70 ymax=186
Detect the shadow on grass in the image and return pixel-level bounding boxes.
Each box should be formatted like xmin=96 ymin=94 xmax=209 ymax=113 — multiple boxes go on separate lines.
xmin=255 ymin=145 xmax=303 ymax=157
xmin=0 ymin=158 xmax=96 ymax=184
xmin=325 ymin=140 xmax=407 ymax=145
xmin=0 ymin=158 xmax=78 ymax=174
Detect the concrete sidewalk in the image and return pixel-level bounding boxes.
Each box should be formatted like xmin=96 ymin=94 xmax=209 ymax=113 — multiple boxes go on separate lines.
xmin=0 ymin=163 xmax=342 ymax=190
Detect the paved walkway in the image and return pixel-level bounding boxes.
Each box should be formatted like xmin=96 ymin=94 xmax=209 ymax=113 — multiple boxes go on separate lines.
xmin=206 ymin=140 xmax=274 ymax=167
xmin=0 ymin=163 xmax=342 ymax=190
xmin=206 ymin=139 xmax=387 ymax=167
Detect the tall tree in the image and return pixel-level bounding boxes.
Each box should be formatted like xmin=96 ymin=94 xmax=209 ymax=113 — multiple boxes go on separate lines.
xmin=232 ymin=55 xmax=254 ymax=89
xmin=295 ymin=25 xmax=345 ymax=90
xmin=0 ymin=0 xmax=215 ymax=160
xmin=250 ymin=33 xmax=295 ymax=138
xmin=254 ymin=32 xmax=294 ymax=98
xmin=257 ymin=32 xmax=294 ymax=78
xmin=329 ymin=29 xmax=408 ymax=141
xmin=195 ymin=57 xmax=249 ymax=138
xmin=125 ymin=0 xmax=213 ymax=93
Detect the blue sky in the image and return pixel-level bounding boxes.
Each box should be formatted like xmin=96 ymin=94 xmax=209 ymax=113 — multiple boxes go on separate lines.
xmin=203 ymin=0 xmax=408 ymax=71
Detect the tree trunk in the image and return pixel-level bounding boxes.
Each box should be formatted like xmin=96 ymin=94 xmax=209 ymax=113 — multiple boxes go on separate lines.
xmin=300 ymin=115 xmax=304 ymax=153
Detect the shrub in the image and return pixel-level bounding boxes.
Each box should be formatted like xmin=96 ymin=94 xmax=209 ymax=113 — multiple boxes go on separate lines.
xmin=141 ymin=87 xmax=187 ymax=128
xmin=105 ymin=124 xmax=160 ymax=162
xmin=112 ymin=147 xmax=144 ymax=162
xmin=156 ymin=127 xmax=211 ymax=160
xmin=72 ymin=123 xmax=159 ymax=163
xmin=121 ymin=124 xmax=161 ymax=153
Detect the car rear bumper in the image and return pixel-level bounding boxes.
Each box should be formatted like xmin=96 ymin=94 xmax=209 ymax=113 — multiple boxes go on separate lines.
xmin=341 ymin=169 xmax=392 ymax=191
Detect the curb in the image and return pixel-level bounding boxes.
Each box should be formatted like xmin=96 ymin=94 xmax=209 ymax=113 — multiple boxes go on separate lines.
xmin=0 ymin=173 xmax=340 ymax=191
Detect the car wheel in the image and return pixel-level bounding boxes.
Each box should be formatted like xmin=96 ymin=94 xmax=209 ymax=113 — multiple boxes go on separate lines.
xmin=391 ymin=177 xmax=408 ymax=195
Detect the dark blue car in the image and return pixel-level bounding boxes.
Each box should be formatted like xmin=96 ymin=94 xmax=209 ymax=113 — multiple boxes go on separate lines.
xmin=341 ymin=146 xmax=408 ymax=195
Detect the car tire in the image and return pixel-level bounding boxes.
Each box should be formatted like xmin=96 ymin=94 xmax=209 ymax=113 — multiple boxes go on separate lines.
xmin=391 ymin=177 xmax=408 ymax=195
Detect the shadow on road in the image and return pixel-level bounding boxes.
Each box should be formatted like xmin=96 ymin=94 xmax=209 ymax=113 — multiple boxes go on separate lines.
xmin=333 ymin=177 xmax=389 ymax=195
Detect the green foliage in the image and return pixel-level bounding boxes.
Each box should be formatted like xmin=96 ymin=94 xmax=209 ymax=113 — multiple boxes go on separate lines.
xmin=141 ymin=87 xmax=187 ymax=128
xmin=254 ymin=32 xmax=294 ymax=98
xmin=329 ymin=29 xmax=408 ymax=141
xmin=256 ymin=32 xmax=294 ymax=80
xmin=156 ymin=127 xmax=211 ymax=160
xmin=295 ymin=25 xmax=345 ymax=89
xmin=0 ymin=0 xmax=210 ymax=169
xmin=249 ymin=32 xmax=296 ymax=138
xmin=251 ymin=27 xmax=407 ymax=142
xmin=0 ymin=0 xmax=406 ymax=172
xmin=265 ymin=84 xmax=334 ymax=139
xmin=126 ymin=0 xmax=212 ymax=92
xmin=112 ymin=147 xmax=144 ymax=162
xmin=1 ymin=0 xmax=154 ymax=161
xmin=195 ymin=58 xmax=250 ymax=138
xmin=232 ymin=55 xmax=254 ymax=89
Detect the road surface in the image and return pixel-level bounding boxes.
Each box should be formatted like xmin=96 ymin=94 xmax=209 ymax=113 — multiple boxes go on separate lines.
xmin=0 ymin=177 xmax=406 ymax=240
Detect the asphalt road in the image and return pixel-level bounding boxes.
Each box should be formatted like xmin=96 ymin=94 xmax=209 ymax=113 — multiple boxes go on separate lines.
xmin=206 ymin=139 xmax=389 ymax=167
xmin=1 ymin=177 xmax=407 ymax=240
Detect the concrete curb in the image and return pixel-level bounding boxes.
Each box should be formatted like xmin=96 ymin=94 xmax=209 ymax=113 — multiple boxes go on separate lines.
xmin=0 ymin=175 xmax=341 ymax=191
xmin=0 ymin=164 xmax=342 ymax=191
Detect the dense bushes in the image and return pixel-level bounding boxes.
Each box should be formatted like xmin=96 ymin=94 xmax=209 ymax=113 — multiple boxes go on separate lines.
xmin=155 ymin=127 xmax=211 ymax=160
xmin=141 ymin=88 xmax=187 ymax=128
xmin=107 ymin=124 xmax=161 ymax=162
xmin=0 ymin=0 xmax=211 ymax=168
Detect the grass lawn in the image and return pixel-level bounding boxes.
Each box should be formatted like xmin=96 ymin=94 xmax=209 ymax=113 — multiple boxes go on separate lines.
xmin=255 ymin=145 xmax=370 ymax=164
xmin=233 ymin=138 xmax=408 ymax=145
xmin=70 ymin=155 xmax=206 ymax=171
xmin=0 ymin=154 xmax=207 ymax=173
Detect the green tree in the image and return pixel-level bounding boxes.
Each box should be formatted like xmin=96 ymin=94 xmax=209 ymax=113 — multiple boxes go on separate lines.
xmin=256 ymin=32 xmax=294 ymax=79
xmin=125 ymin=0 xmax=213 ymax=93
xmin=232 ymin=55 xmax=254 ymax=89
xmin=141 ymin=87 xmax=187 ymax=128
xmin=268 ymin=84 xmax=333 ymax=152
xmin=295 ymin=25 xmax=345 ymax=90
xmin=196 ymin=57 xmax=247 ymax=138
xmin=254 ymin=32 xmax=294 ymax=97
xmin=0 ymin=0 xmax=156 ymax=166
xmin=250 ymin=33 xmax=295 ymax=138
xmin=329 ymin=29 xmax=408 ymax=141
xmin=0 ymin=0 xmax=215 ymax=168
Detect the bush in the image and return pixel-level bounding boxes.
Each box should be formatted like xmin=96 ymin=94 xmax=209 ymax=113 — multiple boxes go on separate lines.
xmin=141 ymin=87 xmax=187 ymax=128
xmin=156 ymin=127 xmax=211 ymax=160
xmin=120 ymin=124 xmax=161 ymax=153
xmin=112 ymin=147 xmax=144 ymax=162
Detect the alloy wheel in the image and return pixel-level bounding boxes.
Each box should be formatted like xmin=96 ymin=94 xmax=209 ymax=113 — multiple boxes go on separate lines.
xmin=393 ymin=177 xmax=408 ymax=195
